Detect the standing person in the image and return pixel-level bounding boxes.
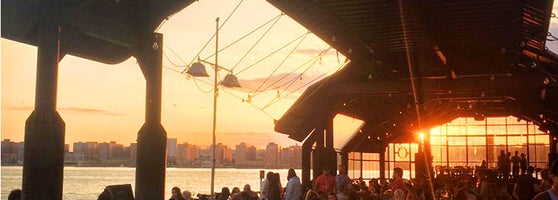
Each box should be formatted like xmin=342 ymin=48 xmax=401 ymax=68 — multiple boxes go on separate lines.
xmin=504 ymin=151 xmax=512 ymax=179
xmin=390 ymin=167 xmax=409 ymax=195
xmin=286 ymin=168 xmax=302 ymax=200
xmin=498 ymin=150 xmax=506 ymax=177
xmin=520 ymin=153 xmax=528 ymax=175
xmin=335 ymin=165 xmax=351 ymax=193
xmin=313 ymin=168 xmax=336 ymax=200
xmin=170 ymin=187 xmax=186 ymax=200
xmin=513 ymin=166 xmax=541 ymax=200
xmin=511 ymin=151 xmax=521 ymax=179
xmin=533 ymin=160 xmax=558 ymax=200
xmin=261 ymin=172 xmax=274 ymax=200
xmin=268 ymin=173 xmax=283 ymax=200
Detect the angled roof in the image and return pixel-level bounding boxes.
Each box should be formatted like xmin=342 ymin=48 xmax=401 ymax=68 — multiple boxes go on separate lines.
xmin=268 ymin=0 xmax=558 ymax=152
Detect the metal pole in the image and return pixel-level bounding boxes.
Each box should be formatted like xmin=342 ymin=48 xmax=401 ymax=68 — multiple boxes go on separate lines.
xmin=211 ymin=17 xmax=220 ymax=198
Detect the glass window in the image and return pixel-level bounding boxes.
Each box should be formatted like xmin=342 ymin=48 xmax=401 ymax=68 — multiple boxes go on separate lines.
xmin=468 ymin=145 xmax=486 ymax=165
xmin=508 ymin=136 xmax=526 ymax=146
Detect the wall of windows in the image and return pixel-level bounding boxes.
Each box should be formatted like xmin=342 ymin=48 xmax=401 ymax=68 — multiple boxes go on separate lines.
xmin=347 ymin=116 xmax=550 ymax=180
xmin=431 ymin=116 xmax=549 ymax=169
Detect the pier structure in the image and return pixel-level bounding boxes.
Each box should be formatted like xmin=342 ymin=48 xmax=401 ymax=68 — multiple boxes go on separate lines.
xmin=268 ymin=0 xmax=558 ymax=185
xmin=2 ymin=0 xmax=196 ymax=199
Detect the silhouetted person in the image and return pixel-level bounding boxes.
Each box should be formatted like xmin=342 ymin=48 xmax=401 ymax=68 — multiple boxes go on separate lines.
xmin=520 ymin=153 xmax=527 ymax=175
xmin=8 ymin=189 xmax=21 ymax=200
xmin=286 ymin=168 xmax=302 ymax=200
xmin=513 ymin=166 xmax=540 ymax=200
xmin=511 ymin=151 xmax=521 ymax=178
xmin=533 ymin=160 xmax=558 ymax=200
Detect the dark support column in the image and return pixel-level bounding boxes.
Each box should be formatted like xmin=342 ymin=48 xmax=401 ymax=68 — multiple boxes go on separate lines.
xmin=135 ymin=33 xmax=167 ymax=200
xmin=549 ymin=129 xmax=558 ymax=167
xmin=341 ymin=151 xmax=349 ymax=172
xmin=313 ymin=124 xmax=325 ymax=179
xmin=302 ymin=131 xmax=317 ymax=187
xmin=325 ymin=116 xmax=337 ymax=175
xmin=379 ymin=147 xmax=386 ymax=183
xmin=22 ymin=2 xmax=65 ymax=199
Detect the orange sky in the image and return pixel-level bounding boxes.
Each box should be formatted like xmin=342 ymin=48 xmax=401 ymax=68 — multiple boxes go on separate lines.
xmin=1 ymin=0 xmax=362 ymax=149
xmin=3 ymin=1 xmax=558 ymax=149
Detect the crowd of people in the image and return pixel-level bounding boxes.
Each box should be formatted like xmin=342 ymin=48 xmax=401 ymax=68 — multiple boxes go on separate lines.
xmin=166 ymin=159 xmax=558 ymax=200
xmin=168 ymin=168 xmax=302 ymax=200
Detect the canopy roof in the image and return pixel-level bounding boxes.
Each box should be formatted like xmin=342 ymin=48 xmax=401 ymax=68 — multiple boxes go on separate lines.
xmin=268 ymin=0 xmax=558 ymax=152
xmin=2 ymin=0 xmax=195 ymax=64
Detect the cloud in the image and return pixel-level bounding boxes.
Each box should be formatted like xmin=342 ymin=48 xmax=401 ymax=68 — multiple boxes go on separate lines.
xmin=5 ymin=106 xmax=125 ymax=116
xmin=236 ymin=72 xmax=327 ymax=93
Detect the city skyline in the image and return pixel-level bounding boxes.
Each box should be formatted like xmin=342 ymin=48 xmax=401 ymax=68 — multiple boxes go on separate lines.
xmin=1 ymin=138 xmax=303 ymax=169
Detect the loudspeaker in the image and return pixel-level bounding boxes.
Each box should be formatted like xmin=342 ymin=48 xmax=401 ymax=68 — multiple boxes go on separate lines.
xmin=98 ymin=184 xmax=134 ymax=200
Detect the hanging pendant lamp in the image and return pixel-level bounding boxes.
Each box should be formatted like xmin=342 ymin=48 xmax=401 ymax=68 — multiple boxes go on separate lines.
xmin=186 ymin=62 xmax=210 ymax=77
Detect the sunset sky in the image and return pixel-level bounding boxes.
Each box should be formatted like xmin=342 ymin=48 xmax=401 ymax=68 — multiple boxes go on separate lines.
xmin=1 ymin=0 xmax=361 ymax=149
xmin=2 ymin=1 xmax=558 ymax=149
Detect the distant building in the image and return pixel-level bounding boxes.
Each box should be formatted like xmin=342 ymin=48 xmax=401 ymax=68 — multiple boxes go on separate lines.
xmin=167 ymin=138 xmax=178 ymax=165
xmin=265 ymin=143 xmax=280 ymax=168
xmin=280 ymin=145 xmax=302 ymax=168
xmin=176 ymin=142 xmax=200 ymax=166
xmin=129 ymin=143 xmax=137 ymax=166
xmin=73 ymin=142 xmax=99 ymax=160
xmin=1 ymin=139 xmax=23 ymax=165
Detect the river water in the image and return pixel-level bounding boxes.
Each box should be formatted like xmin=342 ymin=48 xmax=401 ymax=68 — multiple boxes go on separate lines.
xmin=1 ymin=166 xmax=298 ymax=200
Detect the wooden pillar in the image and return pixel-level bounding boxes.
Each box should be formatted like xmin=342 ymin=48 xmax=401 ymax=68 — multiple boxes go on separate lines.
xmin=313 ymin=124 xmax=325 ymax=179
xmin=22 ymin=1 xmax=66 ymax=199
xmin=302 ymin=131 xmax=317 ymax=187
xmin=341 ymin=151 xmax=349 ymax=173
xmin=325 ymin=116 xmax=337 ymax=175
xmin=549 ymin=129 xmax=558 ymax=168
xmin=379 ymin=147 xmax=386 ymax=183
xmin=135 ymin=33 xmax=167 ymax=200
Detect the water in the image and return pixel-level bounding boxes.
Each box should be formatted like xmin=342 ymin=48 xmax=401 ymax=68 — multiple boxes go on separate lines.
xmin=1 ymin=166 xmax=299 ymax=200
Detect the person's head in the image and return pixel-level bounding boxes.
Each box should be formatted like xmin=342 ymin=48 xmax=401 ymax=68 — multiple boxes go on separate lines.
xmin=542 ymin=169 xmax=550 ymax=180
xmin=266 ymin=171 xmax=274 ymax=180
xmin=243 ymin=184 xmax=251 ymax=192
xmin=171 ymin=187 xmax=182 ymax=198
xmin=515 ymin=151 xmax=519 ymax=155
xmin=393 ymin=167 xmax=403 ymax=179
xmin=338 ymin=165 xmax=346 ymax=174
xmin=322 ymin=168 xmax=331 ymax=175
xmin=521 ymin=153 xmax=526 ymax=157
xmin=8 ymin=189 xmax=21 ymax=200
xmin=288 ymin=168 xmax=297 ymax=180
xmin=500 ymin=150 xmax=505 ymax=155
xmin=231 ymin=187 xmax=240 ymax=194
xmin=327 ymin=192 xmax=337 ymax=200
xmin=221 ymin=187 xmax=230 ymax=196
xmin=183 ymin=191 xmax=192 ymax=200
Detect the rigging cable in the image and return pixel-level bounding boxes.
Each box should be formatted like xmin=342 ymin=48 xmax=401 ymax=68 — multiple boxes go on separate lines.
xmin=163 ymin=65 xmax=278 ymax=120
xmin=203 ymin=13 xmax=285 ymax=62
xmin=182 ymin=0 xmax=245 ymax=73
xmin=278 ymin=48 xmax=332 ymax=92
xmin=250 ymin=32 xmax=311 ymax=98
xmin=262 ymin=61 xmax=347 ymax=110
xmin=255 ymin=47 xmax=332 ymax=94
xmin=229 ymin=14 xmax=284 ymax=72
xmin=234 ymin=31 xmax=311 ymax=76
